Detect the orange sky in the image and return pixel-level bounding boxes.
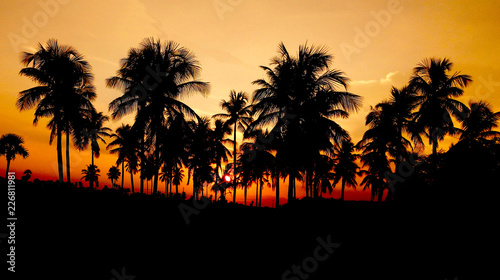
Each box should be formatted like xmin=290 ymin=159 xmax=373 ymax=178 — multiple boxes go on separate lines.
xmin=1 ymin=0 xmax=499 ymax=206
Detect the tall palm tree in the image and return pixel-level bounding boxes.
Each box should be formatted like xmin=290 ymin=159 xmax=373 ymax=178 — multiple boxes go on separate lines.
xmin=107 ymin=38 xmax=209 ymax=195
xmin=251 ymin=42 xmax=361 ymax=204
xmin=333 ymin=139 xmax=360 ymax=201
xmin=18 ymin=39 xmax=95 ymax=182
xmin=459 ymin=100 xmax=500 ymax=143
xmin=107 ymin=166 xmax=121 ymax=188
xmin=81 ymin=164 xmax=100 ymax=188
xmin=0 ymin=134 xmax=29 ymax=179
xmin=213 ymin=90 xmax=252 ymax=203
xmin=211 ymin=119 xmax=232 ymax=189
xmin=409 ymin=58 xmax=472 ymax=155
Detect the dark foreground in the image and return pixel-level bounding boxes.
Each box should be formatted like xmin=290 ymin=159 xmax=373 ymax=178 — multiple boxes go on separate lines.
xmin=4 ymin=180 xmax=495 ymax=280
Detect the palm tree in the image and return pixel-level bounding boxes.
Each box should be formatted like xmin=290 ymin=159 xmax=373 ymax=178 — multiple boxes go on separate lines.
xmin=459 ymin=100 xmax=500 ymax=143
xmin=186 ymin=117 xmax=216 ymax=200
xmin=211 ymin=118 xmax=232 ymax=200
xmin=409 ymin=58 xmax=472 ymax=155
xmin=81 ymin=164 xmax=100 ymax=188
xmin=0 ymin=134 xmax=29 ymax=179
xmin=213 ymin=90 xmax=252 ymax=203
xmin=333 ymin=139 xmax=361 ymax=201
xmin=107 ymin=166 xmax=121 ymax=188
xmin=251 ymin=42 xmax=362 ymax=204
xmin=107 ymin=124 xmax=139 ymax=191
xmin=107 ymin=38 xmax=209 ymax=195
xmin=18 ymin=39 xmax=95 ymax=182
xmin=22 ymin=169 xmax=32 ymax=182
xmin=78 ymin=111 xmax=111 ymax=189
xmin=172 ymin=166 xmax=184 ymax=195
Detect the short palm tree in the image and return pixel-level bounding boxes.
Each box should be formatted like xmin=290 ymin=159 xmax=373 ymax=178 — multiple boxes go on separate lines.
xmin=22 ymin=169 xmax=33 ymax=182
xmin=333 ymin=139 xmax=361 ymax=201
xmin=81 ymin=164 xmax=100 ymax=189
xmin=409 ymin=58 xmax=472 ymax=154
xmin=172 ymin=166 xmax=184 ymax=195
xmin=18 ymin=39 xmax=95 ymax=182
xmin=0 ymin=134 xmax=29 ymax=179
xmin=107 ymin=166 xmax=121 ymax=188
xmin=213 ymin=90 xmax=252 ymax=203
xmin=78 ymin=111 xmax=111 ymax=188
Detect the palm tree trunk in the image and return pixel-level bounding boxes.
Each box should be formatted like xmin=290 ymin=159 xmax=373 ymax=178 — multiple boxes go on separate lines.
xmin=140 ymin=137 xmax=145 ymax=194
xmin=378 ymin=188 xmax=384 ymax=202
xmin=259 ymin=180 xmax=263 ymax=207
xmin=153 ymin=172 xmax=158 ymax=195
xmin=233 ymin=122 xmax=237 ymax=204
xmin=432 ymin=139 xmax=437 ymax=155
xmin=244 ymin=183 xmax=247 ymax=206
xmin=169 ymin=179 xmax=172 ymax=197
xmin=5 ymin=159 xmax=11 ymax=179
xmin=56 ymin=128 xmax=64 ymax=182
xmin=130 ymin=170 xmax=134 ymax=193
xmin=90 ymin=152 xmax=94 ymax=189
xmin=256 ymin=179 xmax=259 ymax=207
xmin=305 ymin=171 xmax=310 ymax=198
xmin=175 ymin=183 xmax=179 ymax=195
xmin=121 ymin=162 xmax=125 ymax=189
xmin=192 ymin=170 xmax=197 ymax=201
xmin=340 ymin=180 xmax=346 ymax=201
xmin=287 ymin=174 xmax=295 ymax=202
xmin=65 ymin=130 xmax=71 ymax=183
xmin=275 ymin=171 xmax=280 ymax=209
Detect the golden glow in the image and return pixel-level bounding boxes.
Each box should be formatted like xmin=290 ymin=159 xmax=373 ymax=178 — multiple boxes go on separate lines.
xmin=1 ymin=0 xmax=499 ymax=205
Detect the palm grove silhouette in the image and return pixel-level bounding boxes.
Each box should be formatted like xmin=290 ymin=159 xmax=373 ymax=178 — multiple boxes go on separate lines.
xmin=5 ymin=38 xmax=499 ymax=207
xmin=3 ymin=37 xmax=499 ymax=280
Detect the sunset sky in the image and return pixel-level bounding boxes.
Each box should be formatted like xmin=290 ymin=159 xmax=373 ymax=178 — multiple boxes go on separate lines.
xmin=1 ymin=0 xmax=499 ymax=205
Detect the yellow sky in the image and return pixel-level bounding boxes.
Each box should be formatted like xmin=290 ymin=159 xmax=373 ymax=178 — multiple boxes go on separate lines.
xmin=1 ymin=0 xmax=499 ymax=202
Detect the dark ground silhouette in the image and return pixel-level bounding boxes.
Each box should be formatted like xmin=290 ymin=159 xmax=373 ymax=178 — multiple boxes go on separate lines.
xmin=4 ymin=172 xmax=496 ymax=280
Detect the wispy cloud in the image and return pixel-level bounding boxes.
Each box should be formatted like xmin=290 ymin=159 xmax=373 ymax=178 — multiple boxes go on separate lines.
xmin=351 ymin=71 xmax=399 ymax=86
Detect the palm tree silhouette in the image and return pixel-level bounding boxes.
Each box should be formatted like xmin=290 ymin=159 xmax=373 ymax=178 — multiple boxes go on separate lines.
xmin=459 ymin=100 xmax=500 ymax=143
xmin=107 ymin=166 xmax=121 ymax=188
xmin=81 ymin=164 xmax=100 ymax=188
xmin=107 ymin=124 xmax=139 ymax=190
xmin=251 ymin=42 xmax=361 ymax=204
xmin=159 ymin=114 xmax=190 ymax=196
xmin=22 ymin=169 xmax=33 ymax=182
xmin=409 ymin=58 xmax=472 ymax=155
xmin=108 ymin=38 xmax=209 ymax=195
xmin=214 ymin=90 xmax=252 ymax=203
xmin=333 ymin=139 xmax=361 ymax=201
xmin=211 ymin=119 xmax=232 ymax=201
xmin=78 ymin=111 xmax=111 ymax=189
xmin=187 ymin=117 xmax=216 ymax=200
xmin=0 ymin=134 xmax=29 ymax=179
xmin=18 ymin=39 xmax=95 ymax=182
xmin=172 ymin=166 xmax=184 ymax=195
